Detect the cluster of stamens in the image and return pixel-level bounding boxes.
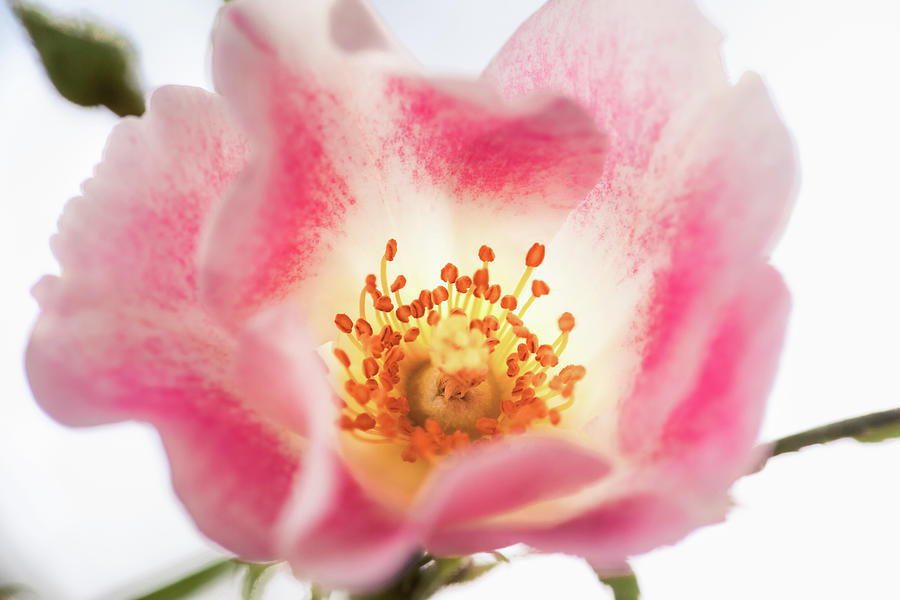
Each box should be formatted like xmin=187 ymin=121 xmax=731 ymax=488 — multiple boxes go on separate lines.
xmin=332 ymin=239 xmax=585 ymax=463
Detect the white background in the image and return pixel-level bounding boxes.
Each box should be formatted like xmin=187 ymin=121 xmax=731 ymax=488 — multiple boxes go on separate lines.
xmin=1 ymin=0 xmax=899 ymax=598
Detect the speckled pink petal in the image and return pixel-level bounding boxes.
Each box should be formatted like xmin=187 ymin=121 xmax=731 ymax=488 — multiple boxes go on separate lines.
xmin=615 ymin=75 xmax=796 ymax=459
xmin=234 ymin=303 xmax=419 ymax=592
xmin=199 ymin=0 xmax=608 ymax=340
xmin=652 ymin=265 xmax=791 ymax=493
xmin=484 ymin=0 xmax=727 ymax=178
xmin=26 ymin=85 xmax=245 ymax=425
xmin=26 ymin=86 xmax=300 ymax=558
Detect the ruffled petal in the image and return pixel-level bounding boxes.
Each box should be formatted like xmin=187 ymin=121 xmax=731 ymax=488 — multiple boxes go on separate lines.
xmin=25 ymin=86 xmax=300 ymax=559
xmin=26 ymin=85 xmax=246 ymax=425
xmin=650 ymin=265 xmax=791 ymax=492
xmin=614 ymin=75 xmax=797 ymax=456
xmin=417 ymin=435 xmax=611 ymax=529
xmin=427 ymin=491 xmax=706 ymax=571
xmin=483 ymin=0 xmax=727 ymax=176
xmin=157 ymin=395 xmax=301 ymax=559
xmin=234 ymin=304 xmax=419 ymax=592
xmin=199 ymin=0 xmax=608 ymax=341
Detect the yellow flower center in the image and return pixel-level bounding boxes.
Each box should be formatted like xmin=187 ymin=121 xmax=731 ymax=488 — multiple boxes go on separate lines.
xmin=331 ymin=239 xmax=585 ymax=463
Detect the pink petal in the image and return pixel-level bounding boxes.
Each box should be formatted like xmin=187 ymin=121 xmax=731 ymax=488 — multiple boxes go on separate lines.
xmin=26 ymin=85 xmax=245 ymax=425
xmin=615 ymin=74 xmax=797 ymax=457
xmin=652 ymin=265 xmax=791 ymax=492
xmin=234 ymin=304 xmax=419 ymax=592
xmin=157 ymin=396 xmax=300 ymax=559
xmin=199 ymin=0 xmax=607 ymax=339
xmin=26 ymin=87 xmax=300 ymax=559
xmin=433 ymin=267 xmax=789 ymax=567
xmin=428 ymin=492 xmax=703 ymax=570
xmin=417 ymin=435 xmax=611 ymax=529
xmin=483 ymin=0 xmax=727 ymax=176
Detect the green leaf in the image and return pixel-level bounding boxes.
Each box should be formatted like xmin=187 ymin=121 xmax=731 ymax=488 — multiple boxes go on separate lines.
xmin=130 ymin=560 xmax=240 ymax=600
xmin=411 ymin=558 xmax=468 ymax=600
xmin=452 ymin=562 xmax=500 ymax=585
xmin=9 ymin=0 xmax=145 ymax=116
xmin=599 ymin=573 xmax=640 ymax=600
xmin=0 ymin=584 xmax=31 ymax=599
xmin=241 ymin=563 xmax=277 ymax=600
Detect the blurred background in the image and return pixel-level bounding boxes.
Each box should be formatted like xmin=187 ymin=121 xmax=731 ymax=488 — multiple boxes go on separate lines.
xmin=1 ymin=0 xmax=899 ymax=598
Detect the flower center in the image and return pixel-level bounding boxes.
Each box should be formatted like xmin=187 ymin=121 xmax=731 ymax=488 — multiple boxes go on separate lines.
xmin=331 ymin=240 xmax=585 ymax=463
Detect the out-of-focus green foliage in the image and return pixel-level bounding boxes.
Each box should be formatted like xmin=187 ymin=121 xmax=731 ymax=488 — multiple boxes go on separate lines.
xmin=9 ymin=0 xmax=145 ymax=116
xmin=599 ymin=568 xmax=641 ymax=600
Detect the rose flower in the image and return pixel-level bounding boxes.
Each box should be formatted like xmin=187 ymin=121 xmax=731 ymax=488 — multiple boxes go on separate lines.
xmin=26 ymin=0 xmax=796 ymax=592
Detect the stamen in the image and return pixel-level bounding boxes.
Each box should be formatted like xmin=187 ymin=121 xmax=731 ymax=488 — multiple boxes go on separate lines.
xmin=330 ymin=240 xmax=585 ymax=463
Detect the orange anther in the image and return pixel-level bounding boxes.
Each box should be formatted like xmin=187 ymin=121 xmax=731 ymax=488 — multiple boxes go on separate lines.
xmin=506 ymin=313 xmax=523 ymax=327
xmin=363 ymin=357 xmax=379 ymax=378
xmin=513 ymin=325 xmax=531 ymax=338
xmin=501 ymin=400 xmax=516 ymax=415
xmin=355 ymin=318 xmax=373 ymax=337
xmin=410 ymin=299 xmax=425 ymax=318
xmin=365 ymin=274 xmax=377 ymax=290
xmin=558 ymin=312 xmax=575 ymax=332
xmin=404 ymin=328 xmax=420 ymax=342
xmin=384 ymin=239 xmax=398 ymax=261
xmin=517 ymin=344 xmax=529 ymax=361
xmin=476 ymin=417 xmax=499 ymax=435
xmin=432 ymin=286 xmax=450 ymax=303
xmin=391 ymin=275 xmax=407 ymax=292
xmin=486 ymin=284 xmax=501 ymax=303
xmin=427 ymin=311 xmax=440 ymax=326
xmin=441 ymin=263 xmax=459 ymax=283
xmin=401 ymin=446 xmax=417 ymax=463
xmin=526 ymin=243 xmax=545 ymax=267
xmin=425 ymin=418 xmax=443 ymax=436
xmin=355 ymin=413 xmax=377 ymax=430
xmin=484 ymin=315 xmax=499 ymax=331
xmin=507 ymin=362 xmax=520 ymax=377
xmin=449 ymin=308 xmax=466 ymax=317
xmin=456 ymin=275 xmax=472 ymax=293
xmin=500 ymin=295 xmax=518 ymax=310
xmin=338 ymin=414 xmax=355 ymax=430
xmin=419 ymin=289 xmax=434 ymax=310
xmin=384 ymin=346 xmax=404 ymax=366
xmin=478 ymin=245 xmax=495 ymax=262
xmin=473 ymin=268 xmax=489 ymax=289
xmin=470 ymin=318 xmax=484 ymax=333
xmin=532 ymin=372 xmax=547 ymax=387
xmin=559 ymin=364 xmax=587 ymax=382
xmin=549 ymin=409 xmax=561 ymax=426
xmin=396 ymin=305 xmax=412 ymax=323
xmin=333 ymin=348 xmax=350 ymax=368
xmin=375 ymin=295 xmax=394 ymax=312
xmin=334 ymin=313 xmax=353 ymax=333
xmin=531 ymin=279 xmax=550 ymax=297
xmin=346 ymin=381 xmax=370 ymax=404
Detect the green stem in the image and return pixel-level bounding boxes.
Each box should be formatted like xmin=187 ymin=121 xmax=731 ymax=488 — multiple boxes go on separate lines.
xmin=769 ymin=407 xmax=900 ymax=457
xmin=131 ymin=559 xmax=239 ymax=600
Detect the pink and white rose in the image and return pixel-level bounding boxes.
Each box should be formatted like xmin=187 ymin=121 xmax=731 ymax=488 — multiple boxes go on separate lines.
xmin=26 ymin=0 xmax=796 ymax=591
